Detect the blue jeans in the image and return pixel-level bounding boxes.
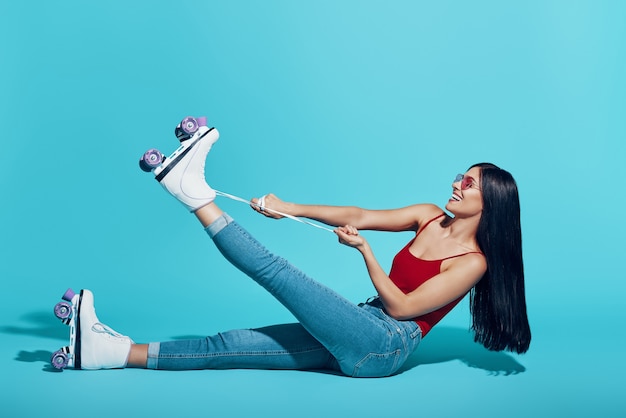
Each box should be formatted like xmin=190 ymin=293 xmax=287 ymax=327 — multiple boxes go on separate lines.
xmin=146 ymin=214 xmax=422 ymax=377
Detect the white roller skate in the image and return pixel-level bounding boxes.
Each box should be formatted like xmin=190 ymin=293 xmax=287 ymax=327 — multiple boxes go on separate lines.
xmin=139 ymin=116 xmax=219 ymax=211
xmin=51 ymin=289 xmax=133 ymax=370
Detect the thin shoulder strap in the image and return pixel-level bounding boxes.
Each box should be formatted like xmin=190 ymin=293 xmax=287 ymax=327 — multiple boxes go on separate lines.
xmin=415 ymin=213 xmax=446 ymax=238
xmin=441 ymin=251 xmax=483 ymax=261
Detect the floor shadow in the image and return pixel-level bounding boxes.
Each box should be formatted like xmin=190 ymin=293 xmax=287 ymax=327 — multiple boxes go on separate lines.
xmin=3 ymin=310 xmax=68 ymax=372
xmin=14 ymin=349 xmax=62 ymax=372
xmin=398 ymin=326 xmax=526 ymax=376
xmin=0 ymin=310 xmax=67 ymax=340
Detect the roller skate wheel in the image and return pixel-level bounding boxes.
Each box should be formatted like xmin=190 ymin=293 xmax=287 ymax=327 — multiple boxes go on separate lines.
xmin=180 ymin=116 xmax=199 ymax=134
xmin=196 ymin=116 xmax=207 ymax=127
xmin=61 ymin=288 xmax=76 ymax=302
xmin=139 ymin=149 xmax=163 ymax=172
xmin=54 ymin=301 xmax=72 ymax=320
xmin=51 ymin=350 xmax=69 ymax=370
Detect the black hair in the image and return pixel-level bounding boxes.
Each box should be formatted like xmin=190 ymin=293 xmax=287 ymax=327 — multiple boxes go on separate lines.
xmin=469 ymin=163 xmax=531 ymax=353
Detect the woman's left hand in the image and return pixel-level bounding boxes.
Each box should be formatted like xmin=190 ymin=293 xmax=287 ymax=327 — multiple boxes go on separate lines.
xmin=334 ymin=225 xmax=366 ymax=249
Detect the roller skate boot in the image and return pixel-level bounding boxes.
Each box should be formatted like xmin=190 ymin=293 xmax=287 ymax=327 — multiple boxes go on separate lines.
xmin=139 ymin=116 xmax=219 ymax=212
xmin=51 ymin=289 xmax=133 ymax=370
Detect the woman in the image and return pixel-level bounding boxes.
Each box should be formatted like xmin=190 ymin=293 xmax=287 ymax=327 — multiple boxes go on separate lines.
xmin=53 ymin=122 xmax=531 ymax=377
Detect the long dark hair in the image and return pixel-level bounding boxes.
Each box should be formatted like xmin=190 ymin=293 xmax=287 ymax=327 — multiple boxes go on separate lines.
xmin=469 ymin=163 xmax=531 ymax=353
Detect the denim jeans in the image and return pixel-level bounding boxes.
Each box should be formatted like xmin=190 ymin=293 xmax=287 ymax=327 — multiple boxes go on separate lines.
xmin=146 ymin=214 xmax=422 ymax=377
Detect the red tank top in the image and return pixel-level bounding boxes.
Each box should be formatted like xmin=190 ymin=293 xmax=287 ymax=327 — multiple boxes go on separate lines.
xmin=388 ymin=213 xmax=481 ymax=336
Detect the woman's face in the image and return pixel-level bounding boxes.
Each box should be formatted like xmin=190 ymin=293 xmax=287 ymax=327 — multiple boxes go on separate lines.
xmin=445 ymin=166 xmax=484 ymax=218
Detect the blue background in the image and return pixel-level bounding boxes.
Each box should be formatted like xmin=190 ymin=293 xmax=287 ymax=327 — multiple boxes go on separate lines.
xmin=1 ymin=1 xmax=624 ymax=417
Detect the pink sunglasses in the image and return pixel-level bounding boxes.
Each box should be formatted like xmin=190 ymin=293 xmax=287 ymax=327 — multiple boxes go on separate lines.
xmin=454 ymin=174 xmax=481 ymax=190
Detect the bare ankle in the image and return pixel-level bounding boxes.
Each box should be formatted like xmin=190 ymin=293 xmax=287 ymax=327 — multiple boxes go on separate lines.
xmin=127 ymin=344 xmax=149 ymax=368
xmin=195 ymin=203 xmax=224 ymax=227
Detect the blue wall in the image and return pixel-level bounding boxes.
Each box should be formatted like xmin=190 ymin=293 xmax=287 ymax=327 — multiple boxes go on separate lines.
xmin=1 ymin=1 xmax=624 ymax=417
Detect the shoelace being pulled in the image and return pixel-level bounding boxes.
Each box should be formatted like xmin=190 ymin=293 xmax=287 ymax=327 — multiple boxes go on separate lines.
xmin=214 ymin=190 xmax=334 ymax=233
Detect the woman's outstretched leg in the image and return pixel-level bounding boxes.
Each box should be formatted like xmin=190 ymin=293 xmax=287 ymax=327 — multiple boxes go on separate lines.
xmin=127 ymin=323 xmax=337 ymax=372
xmin=195 ymin=209 xmax=420 ymax=377
xmin=145 ymin=324 xmax=337 ymax=371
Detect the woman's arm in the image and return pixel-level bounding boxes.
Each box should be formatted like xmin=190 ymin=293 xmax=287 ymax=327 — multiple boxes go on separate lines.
xmin=335 ymin=226 xmax=486 ymax=319
xmin=251 ymin=193 xmax=442 ymax=232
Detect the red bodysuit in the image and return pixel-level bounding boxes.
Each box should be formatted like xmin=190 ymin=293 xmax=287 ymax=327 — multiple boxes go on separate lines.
xmin=388 ymin=213 xmax=482 ymax=336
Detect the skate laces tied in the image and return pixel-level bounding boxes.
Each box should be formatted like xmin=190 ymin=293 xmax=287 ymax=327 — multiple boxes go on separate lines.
xmin=92 ymin=323 xmax=134 ymax=342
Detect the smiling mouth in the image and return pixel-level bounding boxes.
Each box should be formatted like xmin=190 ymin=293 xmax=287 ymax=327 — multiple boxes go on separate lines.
xmin=450 ymin=193 xmax=462 ymax=202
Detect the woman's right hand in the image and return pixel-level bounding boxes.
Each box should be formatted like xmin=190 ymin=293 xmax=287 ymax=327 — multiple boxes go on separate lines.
xmin=250 ymin=193 xmax=290 ymax=219
xmin=334 ymin=225 xmax=367 ymax=249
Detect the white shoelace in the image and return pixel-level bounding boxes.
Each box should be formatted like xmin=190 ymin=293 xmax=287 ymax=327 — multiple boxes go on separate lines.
xmin=92 ymin=323 xmax=134 ymax=343
xmin=214 ymin=190 xmax=334 ymax=233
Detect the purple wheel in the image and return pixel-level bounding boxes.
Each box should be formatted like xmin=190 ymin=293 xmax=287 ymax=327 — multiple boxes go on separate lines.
xmin=61 ymin=288 xmax=76 ymax=302
xmin=180 ymin=116 xmax=199 ymax=134
xmin=51 ymin=350 xmax=69 ymax=370
xmin=196 ymin=116 xmax=207 ymax=127
xmin=54 ymin=301 xmax=72 ymax=320
xmin=139 ymin=149 xmax=163 ymax=172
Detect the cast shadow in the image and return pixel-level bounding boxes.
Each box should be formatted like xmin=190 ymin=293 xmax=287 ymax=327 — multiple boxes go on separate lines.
xmin=14 ymin=349 xmax=61 ymax=373
xmin=2 ymin=310 xmax=67 ymax=372
xmin=398 ymin=326 xmax=526 ymax=376
xmin=0 ymin=310 xmax=67 ymax=340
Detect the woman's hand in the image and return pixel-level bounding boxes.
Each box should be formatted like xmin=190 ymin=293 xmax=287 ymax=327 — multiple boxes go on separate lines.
xmin=334 ymin=225 xmax=367 ymax=249
xmin=250 ymin=193 xmax=290 ymax=219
